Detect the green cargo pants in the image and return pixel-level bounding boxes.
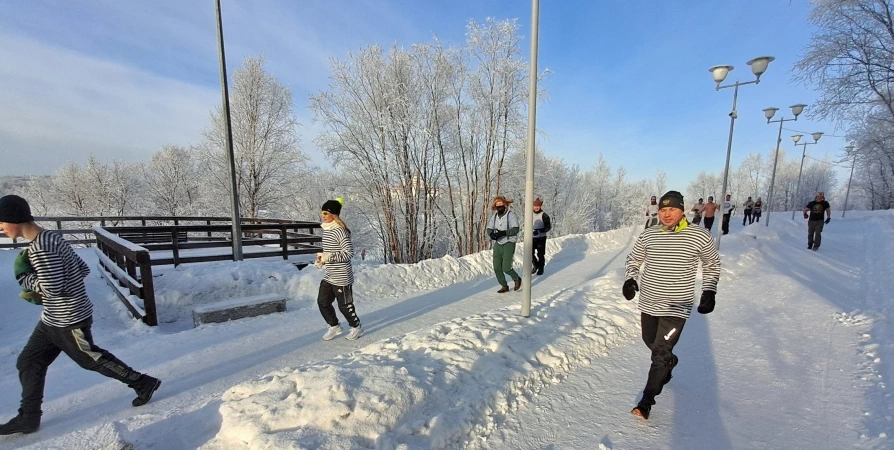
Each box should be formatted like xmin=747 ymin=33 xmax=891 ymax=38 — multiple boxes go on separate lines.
xmin=492 ymin=242 xmax=520 ymax=287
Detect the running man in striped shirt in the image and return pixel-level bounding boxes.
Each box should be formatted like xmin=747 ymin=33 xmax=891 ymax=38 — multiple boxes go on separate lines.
xmin=0 ymin=195 xmax=160 ymax=435
xmin=622 ymin=190 xmax=721 ymax=420
xmin=315 ymin=198 xmax=363 ymax=341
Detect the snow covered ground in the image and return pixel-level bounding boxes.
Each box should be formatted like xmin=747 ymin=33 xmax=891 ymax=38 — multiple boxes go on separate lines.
xmin=0 ymin=212 xmax=891 ymax=449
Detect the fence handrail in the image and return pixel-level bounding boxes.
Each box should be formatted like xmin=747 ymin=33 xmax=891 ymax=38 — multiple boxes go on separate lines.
xmin=32 ymin=215 xmax=290 ymax=222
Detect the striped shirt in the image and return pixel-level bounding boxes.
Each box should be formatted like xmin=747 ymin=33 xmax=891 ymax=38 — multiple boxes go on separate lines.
xmin=19 ymin=231 xmax=93 ymax=327
xmin=321 ymin=223 xmax=354 ymax=286
xmin=624 ymin=221 xmax=720 ymax=319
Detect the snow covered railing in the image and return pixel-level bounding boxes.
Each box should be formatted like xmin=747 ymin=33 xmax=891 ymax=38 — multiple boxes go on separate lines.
xmin=94 ymin=226 xmax=159 ymax=326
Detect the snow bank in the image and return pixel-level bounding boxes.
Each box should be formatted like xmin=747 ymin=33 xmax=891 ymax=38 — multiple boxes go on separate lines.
xmin=151 ymin=260 xmax=320 ymax=324
xmin=209 ymin=276 xmax=638 ymax=450
xmin=148 ymin=227 xmax=637 ymax=326
xmin=354 ymin=227 xmax=636 ymax=301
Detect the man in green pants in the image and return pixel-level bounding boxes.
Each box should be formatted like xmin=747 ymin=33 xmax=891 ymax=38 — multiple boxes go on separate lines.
xmin=486 ymin=195 xmax=521 ymax=293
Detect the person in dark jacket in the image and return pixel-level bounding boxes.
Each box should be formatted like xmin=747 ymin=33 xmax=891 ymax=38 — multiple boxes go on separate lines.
xmin=486 ymin=196 xmax=521 ymax=293
xmin=742 ymin=197 xmax=755 ymax=225
xmin=623 ymin=191 xmax=720 ymax=420
xmin=531 ymin=198 xmax=552 ymax=276
xmin=803 ymin=192 xmax=832 ymax=251
xmin=0 ymin=195 xmax=160 ymax=436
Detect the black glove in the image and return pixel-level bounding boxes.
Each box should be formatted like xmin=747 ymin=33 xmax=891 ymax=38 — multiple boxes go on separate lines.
xmin=622 ymin=278 xmax=639 ymax=300
xmin=698 ymin=290 xmax=716 ymax=314
xmin=824 ymin=217 xmax=830 ymax=224
xmin=803 ymin=212 xmax=809 ymax=220
xmin=494 ymin=230 xmax=507 ymax=240
xmin=489 ymin=230 xmax=498 ymax=241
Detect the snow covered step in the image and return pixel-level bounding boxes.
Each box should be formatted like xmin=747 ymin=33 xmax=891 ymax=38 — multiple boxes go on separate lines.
xmin=192 ymin=293 xmax=287 ymax=327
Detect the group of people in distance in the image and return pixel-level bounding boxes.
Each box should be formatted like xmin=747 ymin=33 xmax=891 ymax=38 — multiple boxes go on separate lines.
xmin=661 ymin=194 xmax=764 ymax=235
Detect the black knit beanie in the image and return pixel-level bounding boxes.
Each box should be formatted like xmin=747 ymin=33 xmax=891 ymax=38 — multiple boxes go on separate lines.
xmin=0 ymin=195 xmax=34 ymax=224
xmin=658 ymin=191 xmax=685 ymax=211
xmin=321 ymin=198 xmax=344 ymax=215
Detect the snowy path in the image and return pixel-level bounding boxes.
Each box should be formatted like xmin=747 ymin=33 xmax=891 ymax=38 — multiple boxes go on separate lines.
xmin=0 ymin=214 xmax=891 ymax=449
xmin=490 ymin=216 xmax=889 ymax=449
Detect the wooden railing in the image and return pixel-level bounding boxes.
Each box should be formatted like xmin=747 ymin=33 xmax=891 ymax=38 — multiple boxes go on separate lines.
xmin=0 ymin=216 xmax=267 ymax=249
xmin=4 ymin=216 xmax=322 ymax=327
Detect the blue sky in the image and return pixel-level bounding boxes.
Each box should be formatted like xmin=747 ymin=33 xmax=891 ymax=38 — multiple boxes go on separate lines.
xmin=0 ymin=0 xmax=850 ymax=189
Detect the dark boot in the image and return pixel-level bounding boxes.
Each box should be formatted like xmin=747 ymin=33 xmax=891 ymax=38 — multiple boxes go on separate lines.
xmin=0 ymin=409 xmax=41 ymax=435
xmin=496 ymin=285 xmax=509 ymax=294
xmin=131 ymin=375 xmax=161 ymax=407
xmin=536 ymin=267 xmax=544 ymax=276
xmin=513 ymin=278 xmax=522 ymax=291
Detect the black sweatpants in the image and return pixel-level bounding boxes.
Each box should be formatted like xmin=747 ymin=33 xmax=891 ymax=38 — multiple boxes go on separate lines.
xmin=753 ymin=211 xmax=761 ymax=222
xmin=640 ymin=313 xmax=686 ymax=402
xmin=742 ymin=209 xmax=752 ymax=225
xmin=317 ymin=280 xmax=361 ymax=328
xmin=721 ymin=213 xmax=731 ymax=234
xmin=17 ymin=319 xmax=142 ymax=415
xmin=532 ymin=237 xmax=547 ymax=271
xmin=807 ymin=220 xmax=825 ymax=248
xmin=704 ymin=216 xmax=715 ymax=231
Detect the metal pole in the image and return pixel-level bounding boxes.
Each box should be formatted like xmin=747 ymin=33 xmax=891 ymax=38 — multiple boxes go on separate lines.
xmin=791 ymin=143 xmax=807 ymax=220
xmin=842 ymin=153 xmax=856 ymax=218
xmin=716 ymin=82 xmax=738 ymax=250
xmin=765 ymin=119 xmax=784 ymax=227
xmin=521 ymin=0 xmax=540 ymax=318
xmin=215 ymin=0 xmax=243 ymax=261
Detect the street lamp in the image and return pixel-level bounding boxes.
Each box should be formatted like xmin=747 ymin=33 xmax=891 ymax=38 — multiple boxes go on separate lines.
xmin=763 ymin=103 xmax=807 ymax=226
xmin=214 ymin=0 xmax=243 ymax=260
xmin=521 ymin=0 xmax=540 ymax=318
xmin=709 ymin=56 xmax=774 ymax=249
xmin=842 ymin=145 xmax=857 ymax=218
xmin=790 ymin=132 xmax=823 ymax=219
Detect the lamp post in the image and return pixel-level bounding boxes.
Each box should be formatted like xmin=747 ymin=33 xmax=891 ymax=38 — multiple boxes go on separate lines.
xmin=709 ymin=56 xmax=774 ymax=249
xmin=214 ymin=0 xmax=243 ymax=260
xmin=521 ymin=0 xmax=540 ymax=318
xmin=790 ymin=132 xmax=824 ymax=220
xmin=842 ymin=145 xmax=857 ymax=218
xmin=762 ymin=103 xmax=807 ymax=226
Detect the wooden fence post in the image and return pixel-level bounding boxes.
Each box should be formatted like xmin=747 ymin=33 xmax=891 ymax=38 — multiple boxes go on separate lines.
xmin=171 ymin=228 xmax=180 ymax=267
xmin=136 ymin=252 xmax=158 ymax=326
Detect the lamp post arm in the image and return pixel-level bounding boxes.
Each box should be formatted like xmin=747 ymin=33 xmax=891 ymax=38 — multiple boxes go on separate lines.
xmin=717 ymin=79 xmax=759 ymax=91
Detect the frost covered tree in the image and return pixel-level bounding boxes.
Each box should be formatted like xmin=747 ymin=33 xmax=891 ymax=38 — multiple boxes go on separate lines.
xmin=143 ymin=145 xmax=201 ymax=216
xmin=198 ymin=55 xmax=306 ymax=218
xmin=311 ymin=19 xmax=530 ymax=262
xmin=796 ymin=0 xmax=894 ymax=209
